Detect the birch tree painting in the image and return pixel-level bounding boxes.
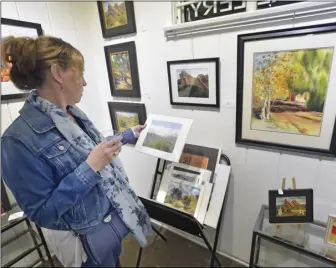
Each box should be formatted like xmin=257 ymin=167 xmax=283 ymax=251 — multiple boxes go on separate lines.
xmin=251 ymin=48 xmax=334 ymax=136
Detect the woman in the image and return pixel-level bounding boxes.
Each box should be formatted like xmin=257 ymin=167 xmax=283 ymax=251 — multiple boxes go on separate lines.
xmin=1 ymin=36 xmax=152 ymax=267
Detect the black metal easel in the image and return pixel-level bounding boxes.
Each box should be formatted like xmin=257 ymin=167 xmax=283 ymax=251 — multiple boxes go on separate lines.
xmin=136 ymin=153 xmax=231 ymax=268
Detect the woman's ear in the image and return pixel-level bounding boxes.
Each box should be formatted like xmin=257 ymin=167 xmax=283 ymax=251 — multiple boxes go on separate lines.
xmin=50 ymin=64 xmax=64 ymax=84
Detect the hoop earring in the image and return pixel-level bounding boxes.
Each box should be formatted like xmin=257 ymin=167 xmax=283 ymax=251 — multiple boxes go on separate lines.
xmin=60 ymin=85 xmax=64 ymax=92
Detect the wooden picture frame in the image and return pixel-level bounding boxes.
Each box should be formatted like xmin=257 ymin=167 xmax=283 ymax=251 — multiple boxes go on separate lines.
xmin=324 ymin=214 xmax=336 ymax=247
xmin=108 ymin=102 xmax=146 ymax=145
xmin=97 ymin=1 xmax=136 ymax=38
xmin=104 ymin=41 xmax=141 ymax=98
xmin=167 ymin=58 xmax=220 ymax=108
xmin=236 ymin=23 xmax=336 ymax=157
xmin=1 ymin=18 xmax=43 ymax=101
xmin=268 ymin=189 xmax=313 ymax=224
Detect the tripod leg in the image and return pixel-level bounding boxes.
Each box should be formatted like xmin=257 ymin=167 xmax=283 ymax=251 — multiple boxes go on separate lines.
xmin=152 ymin=225 xmax=167 ymax=242
xmin=199 ymin=229 xmax=221 ymax=267
xmin=136 ymin=247 xmax=143 ymax=268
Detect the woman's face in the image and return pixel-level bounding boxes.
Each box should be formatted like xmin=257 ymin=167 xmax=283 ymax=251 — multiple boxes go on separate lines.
xmin=61 ymin=68 xmax=86 ymax=105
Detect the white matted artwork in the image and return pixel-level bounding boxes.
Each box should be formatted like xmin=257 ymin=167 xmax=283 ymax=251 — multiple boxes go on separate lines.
xmin=156 ymin=163 xmax=212 ymax=223
xmin=135 ymin=114 xmax=193 ymax=162
xmin=1 ymin=18 xmax=43 ymax=101
xmin=236 ymin=23 xmax=336 ymax=156
xmin=167 ymin=58 xmax=219 ymax=108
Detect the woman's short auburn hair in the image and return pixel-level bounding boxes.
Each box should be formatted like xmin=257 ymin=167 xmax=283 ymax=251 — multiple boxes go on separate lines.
xmin=1 ymin=35 xmax=84 ymax=90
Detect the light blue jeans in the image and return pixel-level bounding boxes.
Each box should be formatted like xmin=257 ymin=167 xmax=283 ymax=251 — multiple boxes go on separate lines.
xmin=80 ymin=209 xmax=129 ymax=267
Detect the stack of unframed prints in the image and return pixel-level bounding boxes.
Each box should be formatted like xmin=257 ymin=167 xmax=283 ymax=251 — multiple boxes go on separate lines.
xmin=156 ymin=163 xmax=213 ymax=224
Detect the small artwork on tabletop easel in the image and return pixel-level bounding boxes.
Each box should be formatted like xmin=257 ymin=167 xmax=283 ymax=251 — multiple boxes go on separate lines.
xmin=268 ymin=177 xmax=314 ymax=227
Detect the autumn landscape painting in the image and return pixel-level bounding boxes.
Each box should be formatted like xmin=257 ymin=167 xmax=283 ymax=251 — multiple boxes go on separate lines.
xmin=276 ymin=196 xmax=306 ymax=217
xmin=143 ymin=120 xmax=182 ymax=153
xmin=177 ymin=68 xmax=209 ymax=98
xmin=110 ymin=51 xmax=132 ymax=90
xmin=164 ymin=179 xmax=201 ymax=215
xmin=179 ymin=153 xmax=209 ymax=169
xmin=103 ymin=1 xmax=128 ymax=29
xmin=251 ymin=47 xmax=334 ymax=136
xmin=116 ymin=111 xmax=139 ymax=132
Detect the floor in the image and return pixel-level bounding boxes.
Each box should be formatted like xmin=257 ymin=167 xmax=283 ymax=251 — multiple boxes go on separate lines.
xmin=46 ymin=225 xmax=244 ymax=267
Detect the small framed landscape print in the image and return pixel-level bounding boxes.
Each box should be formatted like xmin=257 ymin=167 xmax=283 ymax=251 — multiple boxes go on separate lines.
xmin=97 ymin=1 xmax=136 ymax=38
xmin=324 ymin=214 xmax=336 ymax=247
xmin=268 ymin=189 xmax=313 ymax=224
xmin=167 ymin=58 xmax=220 ymax=108
xmin=104 ymin=41 xmax=141 ymax=98
xmin=107 ymin=101 xmax=146 ymax=144
xmin=135 ymin=114 xmax=193 ymax=162
xmin=236 ymin=23 xmax=336 ymax=156
xmin=1 ymin=18 xmax=43 ymax=101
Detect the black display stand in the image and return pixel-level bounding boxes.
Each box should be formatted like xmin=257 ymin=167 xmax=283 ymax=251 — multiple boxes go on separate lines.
xmin=136 ymin=153 xmax=231 ymax=267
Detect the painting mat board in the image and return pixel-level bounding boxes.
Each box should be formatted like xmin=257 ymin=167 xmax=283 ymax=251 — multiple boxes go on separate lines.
xmin=204 ymin=163 xmax=231 ymax=228
xmin=197 ymin=182 xmax=213 ymax=225
xmin=135 ymin=114 xmax=193 ymax=162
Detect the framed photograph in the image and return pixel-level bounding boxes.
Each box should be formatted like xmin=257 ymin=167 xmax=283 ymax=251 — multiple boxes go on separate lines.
xmin=1 ymin=18 xmax=43 ymax=101
xmin=107 ymin=101 xmax=146 ymax=144
xmin=236 ymin=23 xmax=336 ymax=156
xmin=268 ymin=189 xmax=313 ymax=224
xmin=104 ymin=41 xmax=141 ymax=98
xmin=324 ymin=214 xmax=336 ymax=247
xmin=167 ymin=58 xmax=220 ymax=108
xmin=97 ymin=1 xmax=136 ymax=38
xmin=135 ymin=114 xmax=193 ymax=162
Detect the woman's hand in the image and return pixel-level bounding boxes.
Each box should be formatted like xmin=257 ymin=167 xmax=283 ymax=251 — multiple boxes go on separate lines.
xmin=132 ymin=124 xmax=146 ymax=138
xmin=87 ymin=136 xmax=123 ymax=172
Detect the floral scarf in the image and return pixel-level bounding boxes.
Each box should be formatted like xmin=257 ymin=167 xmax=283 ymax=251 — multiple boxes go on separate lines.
xmin=28 ymin=90 xmax=152 ymax=247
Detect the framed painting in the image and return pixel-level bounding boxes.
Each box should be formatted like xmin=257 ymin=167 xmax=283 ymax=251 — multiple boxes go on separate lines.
xmin=1 ymin=18 xmax=43 ymax=101
xmin=179 ymin=144 xmax=219 ymax=172
xmin=324 ymin=214 xmax=336 ymax=247
xmin=135 ymin=114 xmax=193 ymax=162
xmin=236 ymin=23 xmax=336 ymax=156
xmin=104 ymin=41 xmax=141 ymax=98
xmin=167 ymin=58 xmax=220 ymax=108
xmin=97 ymin=1 xmax=136 ymax=38
xmin=107 ymin=101 xmax=146 ymax=144
xmin=268 ymin=189 xmax=313 ymax=224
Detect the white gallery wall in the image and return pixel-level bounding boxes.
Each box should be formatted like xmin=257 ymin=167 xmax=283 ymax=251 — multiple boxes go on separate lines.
xmin=1 ymin=1 xmax=336 ymax=265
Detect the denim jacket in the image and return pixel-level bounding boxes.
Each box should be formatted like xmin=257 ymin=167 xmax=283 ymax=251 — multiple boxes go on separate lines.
xmin=1 ymin=101 xmax=135 ymax=232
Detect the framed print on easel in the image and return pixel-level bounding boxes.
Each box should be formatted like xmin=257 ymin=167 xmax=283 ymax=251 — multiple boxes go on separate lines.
xmin=1 ymin=18 xmax=43 ymax=101
xmin=236 ymin=23 xmax=336 ymax=156
xmin=167 ymin=58 xmax=220 ymax=108
xmin=97 ymin=1 xmax=136 ymax=38
xmin=104 ymin=41 xmax=141 ymax=98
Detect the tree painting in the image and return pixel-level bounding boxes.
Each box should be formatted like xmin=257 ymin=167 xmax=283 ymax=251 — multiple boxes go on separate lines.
xmin=103 ymin=1 xmax=128 ymax=29
xmin=116 ymin=111 xmax=139 ymax=132
xmin=251 ymin=47 xmax=334 ymax=136
xmin=110 ymin=51 xmax=132 ymax=90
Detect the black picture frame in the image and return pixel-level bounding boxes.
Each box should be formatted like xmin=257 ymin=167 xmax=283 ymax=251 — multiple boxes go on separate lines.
xmin=1 ymin=18 xmax=43 ymax=102
xmin=107 ymin=101 xmax=146 ymax=145
xmin=104 ymin=41 xmax=141 ymax=98
xmin=167 ymin=58 xmax=220 ymax=108
xmin=97 ymin=1 xmax=136 ymax=38
xmin=236 ymin=23 xmax=336 ymax=157
xmin=268 ymin=189 xmax=313 ymax=224
xmin=1 ymin=180 xmax=11 ymax=213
